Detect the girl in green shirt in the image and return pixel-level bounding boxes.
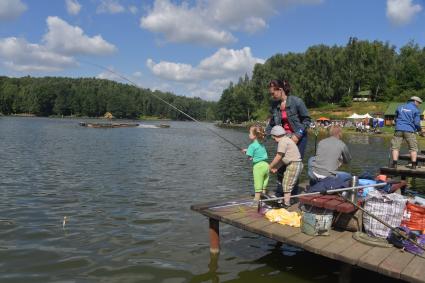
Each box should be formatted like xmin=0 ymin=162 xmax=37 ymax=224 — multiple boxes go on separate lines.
xmin=242 ymin=125 xmax=270 ymax=202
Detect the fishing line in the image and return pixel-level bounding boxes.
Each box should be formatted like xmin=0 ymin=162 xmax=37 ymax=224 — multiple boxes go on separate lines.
xmin=79 ymin=60 xmax=243 ymax=151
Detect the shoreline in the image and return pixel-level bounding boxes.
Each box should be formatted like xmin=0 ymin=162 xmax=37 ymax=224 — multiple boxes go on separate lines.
xmin=215 ymin=122 xmax=397 ymax=137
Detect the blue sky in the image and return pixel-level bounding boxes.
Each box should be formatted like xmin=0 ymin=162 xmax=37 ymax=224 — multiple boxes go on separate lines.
xmin=0 ymin=0 xmax=424 ymax=101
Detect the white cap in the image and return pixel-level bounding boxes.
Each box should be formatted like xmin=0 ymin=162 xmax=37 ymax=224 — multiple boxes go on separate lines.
xmin=410 ymin=96 xmax=423 ymax=104
xmin=270 ymin=125 xmax=286 ymax=136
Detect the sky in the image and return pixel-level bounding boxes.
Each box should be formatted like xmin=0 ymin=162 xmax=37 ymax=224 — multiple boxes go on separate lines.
xmin=0 ymin=0 xmax=424 ymax=101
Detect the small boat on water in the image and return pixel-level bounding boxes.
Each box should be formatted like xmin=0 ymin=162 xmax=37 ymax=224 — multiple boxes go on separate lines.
xmin=79 ymin=122 xmax=139 ymax=128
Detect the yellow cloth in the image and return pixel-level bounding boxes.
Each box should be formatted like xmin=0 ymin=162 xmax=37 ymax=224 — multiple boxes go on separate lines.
xmin=265 ymin=208 xmax=301 ymax=227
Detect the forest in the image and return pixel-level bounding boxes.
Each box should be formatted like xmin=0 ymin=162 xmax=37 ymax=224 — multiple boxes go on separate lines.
xmin=2 ymin=38 xmax=425 ymax=122
xmin=0 ymin=76 xmax=217 ymax=120
xmin=217 ymin=38 xmax=425 ymax=122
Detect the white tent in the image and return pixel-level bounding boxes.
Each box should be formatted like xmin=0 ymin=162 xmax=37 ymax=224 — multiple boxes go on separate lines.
xmin=347 ymin=113 xmax=374 ymax=119
xmin=347 ymin=113 xmax=362 ymax=119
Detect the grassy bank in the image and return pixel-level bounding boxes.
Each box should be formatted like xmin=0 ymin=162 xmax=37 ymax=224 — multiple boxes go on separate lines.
xmin=309 ymin=102 xmax=389 ymax=120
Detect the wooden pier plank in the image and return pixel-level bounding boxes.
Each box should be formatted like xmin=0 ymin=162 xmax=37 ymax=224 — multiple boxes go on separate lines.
xmin=199 ymin=202 xmax=254 ymax=220
xmin=319 ymin=231 xmax=358 ymax=259
xmin=303 ymin=230 xmax=350 ymax=255
xmin=328 ymin=238 xmax=374 ymax=265
xmin=378 ymin=249 xmax=415 ymax=279
xmin=400 ymin=255 xmax=425 ymax=283
xmin=262 ymin=222 xmax=300 ymax=242
xmin=286 ymin=231 xmax=315 ymax=248
xmin=357 ymin=246 xmax=396 ymax=272
xmin=191 ymin=197 xmax=251 ymax=212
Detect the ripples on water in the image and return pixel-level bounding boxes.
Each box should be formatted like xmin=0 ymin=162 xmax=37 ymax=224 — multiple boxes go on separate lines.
xmin=0 ymin=117 xmax=418 ymax=282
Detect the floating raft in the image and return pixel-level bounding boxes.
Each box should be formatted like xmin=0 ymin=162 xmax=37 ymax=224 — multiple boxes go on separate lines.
xmin=79 ymin=122 xmax=139 ymax=128
xmin=191 ymin=197 xmax=425 ymax=282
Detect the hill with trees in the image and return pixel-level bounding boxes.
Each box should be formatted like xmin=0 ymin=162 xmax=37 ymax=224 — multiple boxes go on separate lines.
xmin=217 ymin=38 xmax=425 ymax=122
xmin=0 ymin=76 xmax=217 ymax=120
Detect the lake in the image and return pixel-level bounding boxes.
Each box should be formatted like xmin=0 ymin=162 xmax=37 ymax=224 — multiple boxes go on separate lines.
xmin=0 ymin=117 xmax=422 ymax=283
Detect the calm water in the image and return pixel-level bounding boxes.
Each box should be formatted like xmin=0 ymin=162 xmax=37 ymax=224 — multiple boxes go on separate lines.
xmin=0 ymin=117 xmax=422 ymax=283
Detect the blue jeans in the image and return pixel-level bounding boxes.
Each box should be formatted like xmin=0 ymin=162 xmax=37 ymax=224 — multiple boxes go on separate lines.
xmin=307 ymin=156 xmax=351 ymax=186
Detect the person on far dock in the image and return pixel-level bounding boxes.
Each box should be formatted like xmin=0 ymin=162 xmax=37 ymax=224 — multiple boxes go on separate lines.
xmin=391 ymin=96 xmax=425 ymax=169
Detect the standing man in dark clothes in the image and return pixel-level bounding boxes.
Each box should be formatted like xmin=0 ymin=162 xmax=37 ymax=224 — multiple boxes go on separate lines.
xmin=391 ymin=96 xmax=424 ymax=169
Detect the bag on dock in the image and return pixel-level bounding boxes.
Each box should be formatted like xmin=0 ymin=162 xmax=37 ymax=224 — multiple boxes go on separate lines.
xmin=402 ymin=201 xmax=425 ymax=232
xmin=388 ymin=226 xmax=425 ymax=255
xmin=300 ymin=204 xmax=333 ymax=236
xmin=363 ymin=190 xmax=407 ymax=239
xmin=332 ymin=209 xmax=363 ymax=232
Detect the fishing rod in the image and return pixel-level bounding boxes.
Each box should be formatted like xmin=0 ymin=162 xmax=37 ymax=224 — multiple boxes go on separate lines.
xmin=79 ymin=60 xmax=243 ymax=151
xmin=257 ymin=182 xmax=388 ymax=212
xmin=259 ymin=182 xmax=388 ymax=204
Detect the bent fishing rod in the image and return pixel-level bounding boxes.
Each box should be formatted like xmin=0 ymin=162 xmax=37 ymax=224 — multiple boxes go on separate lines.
xmin=79 ymin=60 xmax=243 ymax=151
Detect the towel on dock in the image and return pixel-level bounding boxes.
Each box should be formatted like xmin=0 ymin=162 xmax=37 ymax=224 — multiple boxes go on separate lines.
xmin=265 ymin=208 xmax=301 ymax=227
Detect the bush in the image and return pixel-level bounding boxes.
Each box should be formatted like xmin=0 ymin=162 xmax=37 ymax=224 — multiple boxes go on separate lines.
xmin=339 ymin=96 xmax=352 ymax=107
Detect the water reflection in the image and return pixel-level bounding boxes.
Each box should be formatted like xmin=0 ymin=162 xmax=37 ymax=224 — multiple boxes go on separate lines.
xmin=346 ymin=134 xmax=370 ymax=145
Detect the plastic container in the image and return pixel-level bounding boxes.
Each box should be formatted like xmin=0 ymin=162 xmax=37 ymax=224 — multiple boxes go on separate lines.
xmin=300 ymin=204 xmax=333 ymax=236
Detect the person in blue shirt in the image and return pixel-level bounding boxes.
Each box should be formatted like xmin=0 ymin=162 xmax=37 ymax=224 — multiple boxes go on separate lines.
xmin=242 ymin=125 xmax=269 ymax=202
xmin=391 ymin=96 xmax=424 ymax=169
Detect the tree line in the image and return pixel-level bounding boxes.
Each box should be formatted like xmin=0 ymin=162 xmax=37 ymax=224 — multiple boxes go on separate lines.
xmin=0 ymin=76 xmax=217 ymax=120
xmin=217 ymin=38 xmax=425 ymax=122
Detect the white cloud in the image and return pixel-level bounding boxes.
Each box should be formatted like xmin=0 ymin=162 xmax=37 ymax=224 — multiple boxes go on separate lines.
xmin=147 ymin=58 xmax=194 ymax=81
xmin=147 ymin=47 xmax=264 ymax=82
xmin=140 ymin=0 xmax=321 ymax=46
xmin=96 ymin=66 xmax=124 ymax=81
xmin=141 ymin=0 xmax=235 ymax=46
xmin=132 ymin=71 xmax=142 ymax=77
xmin=386 ymin=0 xmax=422 ymax=26
xmin=198 ymin=47 xmax=265 ymax=77
xmin=146 ymin=47 xmax=264 ymax=100
xmin=66 ymin=0 xmax=82 ymax=16
xmin=96 ymin=0 xmax=125 ymax=14
xmin=0 ymin=16 xmax=116 ymax=74
xmin=43 ymin=16 xmax=117 ymax=55
xmin=129 ymin=5 xmax=138 ymax=14
xmin=0 ymin=37 xmax=77 ymax=72
xmin=190 ymin=79 xmax=233 ymax=100
xmin=0 ymin=0 xmax=27 ymax=21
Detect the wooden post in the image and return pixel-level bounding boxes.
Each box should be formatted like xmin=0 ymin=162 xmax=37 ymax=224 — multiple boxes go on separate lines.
xmin=209 ymin=218 xmax=220 ymax=254
xmin=339 ymin=263 xmax=352 ymax=283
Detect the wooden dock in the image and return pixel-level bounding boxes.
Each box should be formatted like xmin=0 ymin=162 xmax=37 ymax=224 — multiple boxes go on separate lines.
xmin=191 ymin=198 xmax=425 ymax=283
xmin=380 ymin=165 xmax=425 ymax=178
xmin=399 ymin=154 xmax=425 ymax=163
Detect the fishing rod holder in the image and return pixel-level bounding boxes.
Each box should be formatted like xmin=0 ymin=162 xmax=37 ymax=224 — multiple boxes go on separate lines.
xmin=342 ymin=176 xmax=359 ymax=203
